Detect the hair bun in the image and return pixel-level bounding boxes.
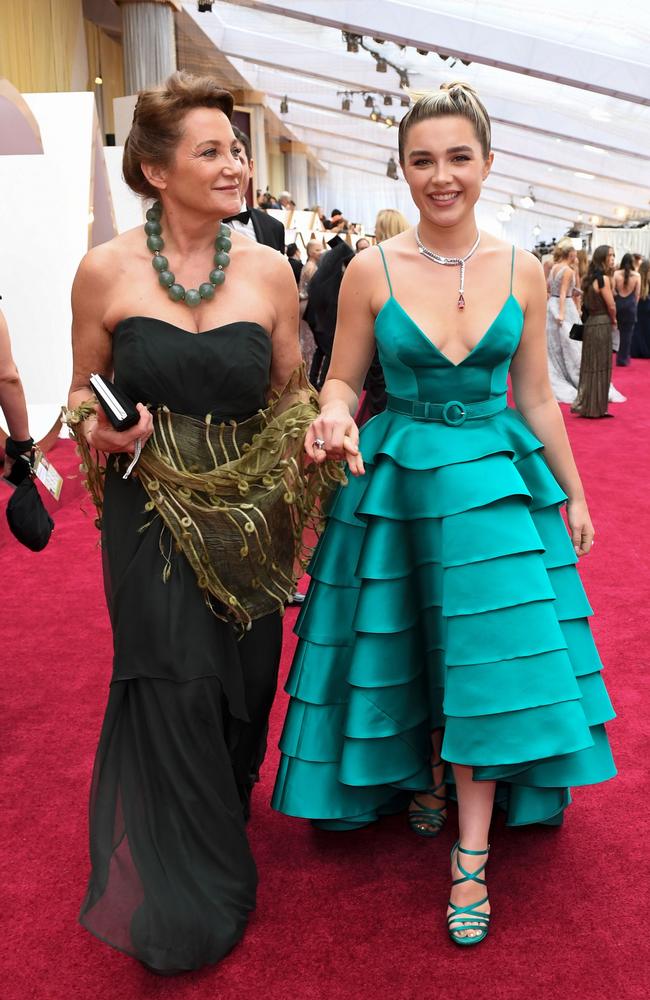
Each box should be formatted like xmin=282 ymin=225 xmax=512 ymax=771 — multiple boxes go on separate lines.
xmin=440 ymin=80 xmax=479 ymax=97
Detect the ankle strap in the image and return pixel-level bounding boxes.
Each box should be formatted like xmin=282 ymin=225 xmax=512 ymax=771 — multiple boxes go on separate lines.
xmin=457 ymin=843 xmax=490 ymax=856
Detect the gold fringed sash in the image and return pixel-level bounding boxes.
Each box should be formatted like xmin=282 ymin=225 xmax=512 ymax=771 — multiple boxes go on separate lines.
xmin=64 ymin=367 xmax=346 ymax=628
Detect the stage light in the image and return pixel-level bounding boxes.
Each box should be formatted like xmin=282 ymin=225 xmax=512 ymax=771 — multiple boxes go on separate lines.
xmin=370 ymin=109 xmax=380 ymax=122
xmin=342 ymin=95 xmax=351 ymax=111
xmin=343 ymin=31 xmax=361 ymax=53
xmin=416 ymin=48 xmax=428 ymax=56
xmin=399 ymin=70 xmax=410 ymax=89
xmin=533 ymin=224 xmax=542 ymax=236
xmin=372 ymin=37 xmax=385 ymax=44
xmin=520 ymin=187 xmax=535 ymax=210
xmin=384 ymin=116 xmax=395 ymax=127
xmin=94 ymin=76 xmax=103 ymax=85
xmin=400 ymin=95 xmax=410 ymax=107
xmin=280 ymin=96 xmax=288 ymax=114
xmin=364 ymin=94 xmax=374 ymax=108
xmin=375 ymin=57 xmax=387 ymax=73
xmin=383 ymin=95 xmax=393 ymax=106
xmin=197 ymin=1 xmax=213 ymax=11
xmin=460 ymin=59 xmax=472 ymax=66
xmin=387 ymin=156 xmax=399 ymax=180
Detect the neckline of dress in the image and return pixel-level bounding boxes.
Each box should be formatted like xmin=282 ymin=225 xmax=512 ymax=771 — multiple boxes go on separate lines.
xmin=377 ymin=293 xmax=521 ymax=368
xmin=112 ymin=316 xmax=271 ymax=338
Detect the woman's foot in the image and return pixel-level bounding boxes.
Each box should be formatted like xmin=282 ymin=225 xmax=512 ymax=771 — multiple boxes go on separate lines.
xmin=446 ymin=842 xmax=491 ymax=945
xmin=408 ymin=759 xmax=447 ymax=837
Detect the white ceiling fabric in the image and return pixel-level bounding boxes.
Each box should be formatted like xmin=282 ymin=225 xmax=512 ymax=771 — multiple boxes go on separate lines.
xmin=183 ymin=0 xmax=650 ymax=243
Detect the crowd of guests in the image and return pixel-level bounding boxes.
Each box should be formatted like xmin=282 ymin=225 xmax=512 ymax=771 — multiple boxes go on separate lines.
xmin=544 ymin=239 xmax=649 ymax=418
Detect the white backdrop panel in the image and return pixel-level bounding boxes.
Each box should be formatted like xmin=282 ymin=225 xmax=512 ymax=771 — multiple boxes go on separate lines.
xmin=0 ymin=92 xmax=109 ymax=439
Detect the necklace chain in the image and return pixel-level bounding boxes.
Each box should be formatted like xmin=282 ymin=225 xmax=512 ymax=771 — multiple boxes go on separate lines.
xmin=145 ymin=200 xmax=232 ymax=308
xmin=414 ymin=228 xmax=481 ymax=310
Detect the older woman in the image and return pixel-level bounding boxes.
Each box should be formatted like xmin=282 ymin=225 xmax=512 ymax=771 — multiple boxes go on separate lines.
xmin=67 ymin=73 xmax=309 ymax=974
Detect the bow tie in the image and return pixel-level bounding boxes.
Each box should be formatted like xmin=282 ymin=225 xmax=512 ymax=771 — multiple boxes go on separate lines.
xmin=224 ymin=210 xmax=251 ymax=226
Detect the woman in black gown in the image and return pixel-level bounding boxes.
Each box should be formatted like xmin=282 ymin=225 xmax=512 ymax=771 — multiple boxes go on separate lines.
xmin=67 ymin=73 xmax=302 ymax=974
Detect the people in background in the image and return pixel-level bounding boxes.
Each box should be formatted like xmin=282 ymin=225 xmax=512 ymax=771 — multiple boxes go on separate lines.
xmin=229 ymin=127 xmax=285 ymax=252
xmin=285 ymin=242 xmax=303 ymax=286
xmin=572 ymin=245 xmax=618 ymax=418
xmin=613 ymin=252 xmax=640 ymax=367
xmin=631 ymin=258 xmax=650 ymax=358
xmin=355 ymin=238 xmax=371 ymax=253
xmin=278 ymin=191 xmax=292 ymax=209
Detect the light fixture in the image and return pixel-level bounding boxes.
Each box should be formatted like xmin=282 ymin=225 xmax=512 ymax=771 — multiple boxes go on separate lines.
xmin=615 ymin=206 xmax=627 ymax=219
xmin=400 ymin=95 xmax=410 ymax=107
xmin=343 ymin=31 xmax=361 ymax=53
xmin=383 ymin=95 xmax=393 ymax=106
xmin=590 ymin=214 xmax=601 ymax=225
xmin=387 ymin=156 xmax=398 ymax=180
xmin=94 ymin=75 xmax=103 ymax=86
xmin=341 ymin=95 xmax=351 ymax=111
xmin=364 ymin=94 xmax=374 ymax=108
xmin=496 ymin=208 xmax=511 ymax=223
xmin=197 ymin=0 xmax=213 ymax=10
xmin=576 ymin=213 xmax=584 ymax=222
xmin=375 ymin=57 xmax=388 ymax=73
xmin=384 ymin=116 xmax=395 ymax=127
xmin=520 ymin=187 xmax=535 ymax=210
xmin=438 ymin=53 xmax=450 ymax=61
xmin=532 ymin=224 xmax=542 ymax=237
xmin=574 ymin=171 xmax=595 ymax=180
xmin=416 ymin=48 xmax=428 ymax=56
xmin=370 ymin=109 xmax=380 ymax=122
xmin=460 ymin=59 xmax=472 ymax=66
xmin=372 ymin=37 xmax=385 ymax=44
xmin=280 ymin=95 xmax=288 ymax=115
xmin=398 ymin=70 xmax=410 ymax=89
xmin=583 ymin=144 xmax=608 ymax=155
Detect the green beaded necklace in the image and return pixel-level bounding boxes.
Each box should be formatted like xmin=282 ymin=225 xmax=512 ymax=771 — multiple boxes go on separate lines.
xmin=145 ymin=200 xmax=232 ymax=308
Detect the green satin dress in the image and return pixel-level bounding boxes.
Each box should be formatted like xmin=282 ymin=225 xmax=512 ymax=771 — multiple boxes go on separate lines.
xmin=272 ymin=245 xmax=616 ymax=829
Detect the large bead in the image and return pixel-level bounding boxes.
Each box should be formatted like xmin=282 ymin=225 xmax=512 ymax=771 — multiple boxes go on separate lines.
xmin=147 ymin=235 xmax=164 ymax=252
xmin=213 ymin=250 xmax=230 ymax=268
xmin=144 ymin=220 xmax=161 ymax=236
xmin=146 ymin=204 xmax=161 ymax=222
xmin=158 ymin=270 xmax=175 ymax=287
xmin=168 ymin=283 xmax=185 ymax=302
xmin=185 ymin=288 xmax=202 ymax=307
xmin=152 ymin=254 xmax=168 ymax=272
xmin=215 ymin=234 xmax=232 ymax=252
xmin=199 ymin=282 xmax=216 ymax=300
xmin=219 ymin=223 xmax=231 ymax=237
xmin=209 ymin=268 xmax=226 ymax=286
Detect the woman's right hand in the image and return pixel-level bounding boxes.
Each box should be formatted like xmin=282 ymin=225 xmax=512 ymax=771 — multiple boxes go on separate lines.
xmin=305 ymin=401 xmax=365 ymax=476
xmin=87 ymin=402 xmax=153 ymax=455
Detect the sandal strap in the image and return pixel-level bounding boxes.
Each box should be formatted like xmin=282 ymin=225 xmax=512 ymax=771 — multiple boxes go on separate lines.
xmin=451 ymin=841 xmax=489 ymax=887
xmin=447 ymin=897 xmax=491 ymax=929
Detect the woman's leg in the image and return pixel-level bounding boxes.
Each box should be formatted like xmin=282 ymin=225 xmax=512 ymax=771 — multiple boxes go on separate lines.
xmin=408 ymin=728 xmax=446 ymax=833
xmin=447 ymin=764 xmax=496 ymax=939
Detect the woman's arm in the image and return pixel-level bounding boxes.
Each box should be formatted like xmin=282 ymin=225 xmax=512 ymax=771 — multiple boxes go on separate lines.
xmin=68 ymin=249 xmax=152 ymax=453
xmin=267 ymin=252 xmax=302 ymax=391
xmin=558 ymin=266 xmax=572 ymax=322
xmin=307 ymin=249 xmax=379 ymax=476
xmin=598 ymin=276 xmax=617 ymax=325
xmin=510 ymin=253 xmax=594 ymax=556
xmin=0 ymin=309 xmax=30 ymax=441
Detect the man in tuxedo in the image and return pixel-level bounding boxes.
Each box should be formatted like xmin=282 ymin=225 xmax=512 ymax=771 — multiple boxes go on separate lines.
xmin=226 ymin=128 xmax=285 ymax=252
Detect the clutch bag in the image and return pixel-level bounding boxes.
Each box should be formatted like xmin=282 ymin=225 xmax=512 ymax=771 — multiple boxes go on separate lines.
xmin=569 ymin=324 xmax=584 ymax=342
xmin=89 ymin=373 xmax=139 ymax=431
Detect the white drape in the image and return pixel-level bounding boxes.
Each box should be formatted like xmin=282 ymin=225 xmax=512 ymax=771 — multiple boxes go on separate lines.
xmin=592 ymin=227 xmax=650 ymax=261
xmin=121 ymin=2 xmax=176 ymax=93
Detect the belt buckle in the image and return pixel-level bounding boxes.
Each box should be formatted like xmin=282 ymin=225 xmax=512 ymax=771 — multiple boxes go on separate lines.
xmin=442 ymin=400 xmax=467 ymax=426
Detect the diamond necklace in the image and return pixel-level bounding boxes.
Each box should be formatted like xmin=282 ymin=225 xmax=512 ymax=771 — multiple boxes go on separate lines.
xmin=414 ymin=228 xmax=481 ymax=310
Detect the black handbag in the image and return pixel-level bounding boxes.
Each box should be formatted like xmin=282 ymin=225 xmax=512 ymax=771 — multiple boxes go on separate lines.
xmin=6 ymin=474 xmax=54 ymax=551
xmin=569 ymin=323 xmax=584 ymax=342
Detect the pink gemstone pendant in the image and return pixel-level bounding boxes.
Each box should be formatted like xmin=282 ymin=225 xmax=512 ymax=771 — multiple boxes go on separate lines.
xmin=457 ymin=292 xmax=465 ymax=310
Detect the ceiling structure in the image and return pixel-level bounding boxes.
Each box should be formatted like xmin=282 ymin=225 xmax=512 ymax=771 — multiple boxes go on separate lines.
xmin=183 ymin=0 xmax=650 ymax=233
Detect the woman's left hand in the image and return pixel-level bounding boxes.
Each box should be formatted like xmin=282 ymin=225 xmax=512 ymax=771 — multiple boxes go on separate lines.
xmin=567 ymin=497 xmax=595 ymax=556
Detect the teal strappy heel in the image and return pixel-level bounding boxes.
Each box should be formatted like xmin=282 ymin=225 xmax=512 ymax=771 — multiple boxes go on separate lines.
xmin=407 ymin=759 xmax=447 ymax=838
xmin=447 ymin=842 xmax=491 ymax=946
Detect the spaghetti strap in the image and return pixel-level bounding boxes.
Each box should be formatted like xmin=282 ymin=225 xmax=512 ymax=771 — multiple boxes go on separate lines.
xmin=377 ymin=244 xmax=394 ymax=297
xmin=510 ymin=245 xmax=516 ymax=294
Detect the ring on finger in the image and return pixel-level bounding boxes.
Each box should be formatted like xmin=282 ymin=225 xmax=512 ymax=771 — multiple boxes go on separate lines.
xmin=314 ymin=438 xmax=326 ymax=450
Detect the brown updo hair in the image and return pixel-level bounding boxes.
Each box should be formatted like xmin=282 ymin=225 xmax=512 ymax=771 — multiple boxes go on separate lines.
xmin=398 ymin=81 xmax=491 ymax=164
xmin=123 ymin=71 xmax=234 ymax=200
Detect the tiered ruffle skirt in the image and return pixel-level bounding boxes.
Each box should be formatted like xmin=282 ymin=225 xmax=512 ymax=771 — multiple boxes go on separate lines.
xmin=272 ymin=407 xmax=616 ymax=828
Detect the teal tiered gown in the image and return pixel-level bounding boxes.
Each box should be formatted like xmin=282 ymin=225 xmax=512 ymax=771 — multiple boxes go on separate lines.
xmin=272 ymin=246 xmax=616 ymax=829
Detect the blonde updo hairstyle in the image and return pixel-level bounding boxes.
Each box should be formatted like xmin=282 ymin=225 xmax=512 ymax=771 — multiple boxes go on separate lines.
xmin=123 ymin=71 xmax=234 ymax=200
xmin=374 ymin=209 xmax=410 ymax=243
xmin=553 ymin=238 xmax=575 ymax=262
xmin=398 ymin=81 xmax=492 ymax=164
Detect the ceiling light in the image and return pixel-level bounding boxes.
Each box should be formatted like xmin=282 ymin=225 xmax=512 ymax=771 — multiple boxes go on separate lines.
xmin=416 ymin=48 xmax=428 ymax=56
xmin=197 ymin=0 xmax=213 ymax=10
xmin=460 ymin=59 xmax=472 ymax=66
xmin=533 ymin=224 xmax=542 ymax=236
xmin=280 ymin=96 xmax=288 ymax=115
xmin=364 ymin=94 xmax=374 ymax=108
xmin=383 ymin=95 xmax=393 ymax=106
xmin=343 ymin=31 xmax=361 ymax=53
xmin=497 ymin=208 xmax=511 ymax=222
xmin=576 ymin=213 xmax=584 ymax=222
xmin=520 ymin=187 xmax=535 ymax=210
xmin=375 ymin=57 xmax=388 ymax=73
xmin=384 ymin=116 xmax=395 ymax=127
xmin=615 ymin=206 xmax=627 ymax=219
xmin=387 ymin=156 xmax=398 ymax=180
xmin=399 ymin=70 xmax=410 ymax=89
xmin=372 ymin=37 xmax=385 ymax=44
xmin=438 ymin=53 xmax=450 ymax=62
xmin=370 ymin=109 xmax=380 ymax=122
xmin=590 ymin=214 xmax=601 ymax=225
xmin=574 ymin=171 xmax=595 ymax=180
xmin=94 ymin=76 xmax=103 ymax=85
xmin=400 ymin=95 xmax=410 ymax=107
xmin=341 ymin=96 xmax=351 ymax=111
xmin=583 ymin=144 xmax=608 ymax=155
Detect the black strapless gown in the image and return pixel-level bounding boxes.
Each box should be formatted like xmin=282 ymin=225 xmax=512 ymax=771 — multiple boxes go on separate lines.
xmin=79 ymin=318 xmax=282 ymax=972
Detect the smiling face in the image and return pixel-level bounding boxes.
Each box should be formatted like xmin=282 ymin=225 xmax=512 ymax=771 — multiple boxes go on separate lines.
xmin=401 ymin=115 xmax=493 ymax=228
xmin=143 ymin=106 xmax=243 ymax=219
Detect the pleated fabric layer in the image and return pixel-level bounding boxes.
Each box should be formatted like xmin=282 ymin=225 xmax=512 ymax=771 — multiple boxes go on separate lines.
xmin=272 ymin=407 xmax=616 ymax=828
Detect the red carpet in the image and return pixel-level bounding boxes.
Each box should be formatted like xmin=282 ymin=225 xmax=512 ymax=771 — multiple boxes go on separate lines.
xmin=2 ymin=365 xmax=648 ymax=1000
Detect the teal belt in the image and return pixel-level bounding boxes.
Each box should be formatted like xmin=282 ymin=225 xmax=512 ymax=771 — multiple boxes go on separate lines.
xmin=386 ymin=392 xmax=507 ymax=426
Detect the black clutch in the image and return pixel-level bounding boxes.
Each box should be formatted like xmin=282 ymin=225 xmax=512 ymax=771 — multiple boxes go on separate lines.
xmin=89 ymin=373 xmax=139 ymax=431
xmin=569 ymin=324 xmax=584 ymax=342
xmin=6 ymin=475 xmax=54 ymax=551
